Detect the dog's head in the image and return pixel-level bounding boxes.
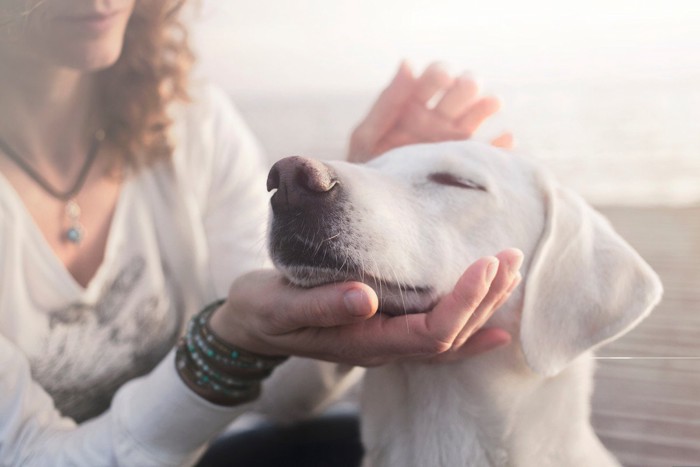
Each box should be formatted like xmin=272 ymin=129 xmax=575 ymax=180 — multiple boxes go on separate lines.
xmin=267 ymin=141 xmax=662 ymax=376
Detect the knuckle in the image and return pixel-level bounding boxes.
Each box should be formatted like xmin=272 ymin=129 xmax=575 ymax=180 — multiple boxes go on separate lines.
xmin=334 ymin=340 xmax=357 ymax=360
xmin=425 ymin=338 xmax=452 ymax=355
xmin=459 ymin=291 xmax=487 ymax=314
xmin=334 ymin=344 xmax=376 ymax=367
xmin=259 ymin=309 xmax=285 ymax=334
xmin=306 ymin=295 xmax=333 ymax=325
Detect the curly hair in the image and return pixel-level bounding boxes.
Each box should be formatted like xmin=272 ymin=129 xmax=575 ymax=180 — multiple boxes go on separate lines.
xmin=98 ymin=0 xmax=194 ymax=172
xmin=0 ymin=1 xmax=194 ymax=171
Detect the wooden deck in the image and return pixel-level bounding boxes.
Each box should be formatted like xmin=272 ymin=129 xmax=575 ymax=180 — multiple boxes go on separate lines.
xmin=592 ymin=206 xmax=700 ymax=467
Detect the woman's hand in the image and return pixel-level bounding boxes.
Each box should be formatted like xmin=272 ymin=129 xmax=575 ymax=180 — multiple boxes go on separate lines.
xmin=348 ymin=61 xmax=514 ymax=163
xmin=208 ymin=249 xmax=523 ymax=367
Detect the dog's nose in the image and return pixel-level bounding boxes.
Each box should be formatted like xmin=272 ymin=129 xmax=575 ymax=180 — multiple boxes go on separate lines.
xmin=267 ymin=156 xmax=339 ymax=212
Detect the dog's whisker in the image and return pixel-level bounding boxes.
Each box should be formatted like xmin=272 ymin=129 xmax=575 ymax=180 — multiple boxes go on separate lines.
xmin=322 ymin=232 xmax=341 ymax=243
xmin=387 ymin=265 xmax=412 ymax=332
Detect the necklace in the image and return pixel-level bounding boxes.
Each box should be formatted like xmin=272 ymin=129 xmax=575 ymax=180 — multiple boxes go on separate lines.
xmin=0 ymin=129 xmax=105 ymax=245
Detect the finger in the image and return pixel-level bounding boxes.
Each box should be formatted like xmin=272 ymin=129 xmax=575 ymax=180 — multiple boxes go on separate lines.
xmin=455 ymin=96 xmax=502 ymax=137
xmin=349 ymin=61 xmax=416 ymax=161
xmin=271 ymin=281 xmax=379 ymax=333
xmin=451 ymin=249 xmax=523 ymax=347
xmin=370 ymin=128 xmax=418 ymax=156
xmin=491 ymin=271 xmax=522 ymax=311
xmin=413 ymin=62 xmax=454 ymax=106
xmin=296 ymin=256 xmax=501 ymax=363
xmin=401 ymin=101 xmax=467 ymax=143
xmin=268 ymin=254 xmax=514 ymax=365
xmin=416 ymin=256 xmax=500 ymax=347
xmin=433 ymin=74 xmax=479 ymax=120
xmin=430 ymin=327 xmax=511 ymax=363
xmin=363 ymin=60 xmax=415 ymax=136
xmin=491 ymin=132 xmax=515 ymax=149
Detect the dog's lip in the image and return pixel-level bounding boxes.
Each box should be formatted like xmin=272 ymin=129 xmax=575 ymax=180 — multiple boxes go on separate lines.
xmin=270 ymin=232 xmax=348 ymax=270
xmin=271 ymin=232 xmax=437 ymax=315
xmin=277 ymin=263 xmax=437 ymax=316
xmin=280 ymin=263 xmax=432 ymax=292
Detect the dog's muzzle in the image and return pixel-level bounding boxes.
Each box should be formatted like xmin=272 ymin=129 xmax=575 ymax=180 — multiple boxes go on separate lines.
xmin=267 ymin=156 xmax=437 ymax=314
xmin=267 ymin=156 xmax=351 ymax=272
xmin=267 ymin=156 xmax=340 ymax=214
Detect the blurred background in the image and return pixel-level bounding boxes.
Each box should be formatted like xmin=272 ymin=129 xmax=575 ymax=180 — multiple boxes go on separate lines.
xmin=192 ymin=0 xmax=700 ymax=206
xmin=190 ymin=1 xmax=699 ymax=465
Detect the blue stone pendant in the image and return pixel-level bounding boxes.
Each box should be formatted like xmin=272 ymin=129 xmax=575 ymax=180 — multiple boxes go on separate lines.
xmin=65 ymin=226 xmax=84 ymax=244
xmin=64 ymin=200 xmax=84 ymax=245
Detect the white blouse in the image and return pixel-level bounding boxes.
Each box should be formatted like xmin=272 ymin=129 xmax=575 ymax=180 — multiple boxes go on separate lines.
xmin=0 ymin=85 xmax=285 ymax=466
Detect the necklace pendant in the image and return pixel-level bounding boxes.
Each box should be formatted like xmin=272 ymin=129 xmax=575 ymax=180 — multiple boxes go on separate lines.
xmin=64 ymin=199 xmax=84 ymax=245
xmin=65 ymin=225 xmax=84 ymax=244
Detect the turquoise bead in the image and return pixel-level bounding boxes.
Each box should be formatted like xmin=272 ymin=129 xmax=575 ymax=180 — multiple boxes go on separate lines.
xmin=66 ymin=227 xmax=82 ymax=243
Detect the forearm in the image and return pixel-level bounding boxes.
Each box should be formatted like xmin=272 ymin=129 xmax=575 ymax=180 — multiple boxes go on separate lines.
xmin=0 ymin=337 xmax=248 ymax=467
xmin=254 ymin=359 xmax=364 ymax=424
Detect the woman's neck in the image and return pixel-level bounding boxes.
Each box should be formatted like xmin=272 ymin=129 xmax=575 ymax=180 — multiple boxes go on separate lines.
xmin=0 ymin=55 xmax=96 ymax=172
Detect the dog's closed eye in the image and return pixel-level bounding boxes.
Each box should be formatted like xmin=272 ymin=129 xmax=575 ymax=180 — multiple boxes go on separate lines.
xmin=428 ymin=172 xmax=486 ymax=191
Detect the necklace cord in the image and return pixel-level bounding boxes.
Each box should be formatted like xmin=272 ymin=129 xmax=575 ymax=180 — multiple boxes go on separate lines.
xmin=0 ymin=129 xmax=105 ymax=202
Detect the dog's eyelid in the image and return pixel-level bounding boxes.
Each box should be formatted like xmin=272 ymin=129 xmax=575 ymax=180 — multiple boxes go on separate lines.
xmin=427 ymin=172 xmax=487 ymax=191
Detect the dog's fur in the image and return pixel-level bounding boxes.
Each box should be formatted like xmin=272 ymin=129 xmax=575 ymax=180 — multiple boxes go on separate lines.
xmin=266 ymin=141 xmax=662 ymax=467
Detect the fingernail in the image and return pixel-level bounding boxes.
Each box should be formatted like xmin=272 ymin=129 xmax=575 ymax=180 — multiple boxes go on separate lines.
xmin=344 ymin=289 xmax=370 ymax=316
xmin=509 ymin=250 xmax=524 ymax=274
xmin=485 ymin=258 xmax=499 ymax=282
xmin=394 ymin=60 xmax=413 ymax=81
xmin=458 ymin=71 xmax=481 ymax=90
xmin=428 ymin=61 xmax=451 ymax=75
xmin=507 ymin=272 xmax=523 ymax=294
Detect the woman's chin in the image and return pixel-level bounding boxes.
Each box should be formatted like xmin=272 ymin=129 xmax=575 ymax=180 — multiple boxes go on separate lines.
xmin=53 ymin=44 xmax=124 ymax=72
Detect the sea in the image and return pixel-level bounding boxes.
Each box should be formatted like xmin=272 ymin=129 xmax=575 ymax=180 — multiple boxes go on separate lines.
xmin=231 ymin=77 xmax=700 ymax=207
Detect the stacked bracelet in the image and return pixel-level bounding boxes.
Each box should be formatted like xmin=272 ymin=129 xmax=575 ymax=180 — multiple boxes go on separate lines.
xmin=176 ymin=299 xmax=288 ymax=406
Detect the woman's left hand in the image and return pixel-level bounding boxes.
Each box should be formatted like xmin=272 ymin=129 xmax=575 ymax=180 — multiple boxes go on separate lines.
xmin=348 ymin=61 xmax=514 ymax=163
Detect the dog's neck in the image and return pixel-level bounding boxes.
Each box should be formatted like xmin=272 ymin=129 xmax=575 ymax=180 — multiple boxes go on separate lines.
xmin=360 ymin=344 xmax=618 ymax=467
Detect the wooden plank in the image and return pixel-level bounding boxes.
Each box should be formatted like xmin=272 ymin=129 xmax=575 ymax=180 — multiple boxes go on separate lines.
xmin=591 ymin=206 xmax=700 ymax=466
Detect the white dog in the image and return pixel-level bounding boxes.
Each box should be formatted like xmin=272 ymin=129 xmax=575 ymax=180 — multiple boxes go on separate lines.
xmin=265 ymin=141 xmax=662 ymax=467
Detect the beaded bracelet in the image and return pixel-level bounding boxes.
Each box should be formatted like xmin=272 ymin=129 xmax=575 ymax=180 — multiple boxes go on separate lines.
xmin=175 ymin=299 xmax=288 ymax=406
xmin=191 ymin=300 xmax=287 ymax=371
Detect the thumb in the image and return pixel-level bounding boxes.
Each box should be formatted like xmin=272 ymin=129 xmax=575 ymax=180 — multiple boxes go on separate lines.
xmin=279 ymin=282 xmax=379 ymax=331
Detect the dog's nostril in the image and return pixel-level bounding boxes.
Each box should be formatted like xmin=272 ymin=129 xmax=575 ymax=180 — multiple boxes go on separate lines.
xmin=267 ymin=166 xmax=281 ymax=192
xmin=268 ymin=156 xmax=338 ymax=194
xmin=295 ymin=166 xmax=338 ymax=193
xmin=268 ymin=156 xmax=340 ymax=212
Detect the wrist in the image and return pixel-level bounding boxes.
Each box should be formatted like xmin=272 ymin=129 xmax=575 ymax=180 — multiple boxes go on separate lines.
xmin=208 ymin=297 xmax=285 ymax=357
xmin=176 ymin=300 xmax=288 ymax=406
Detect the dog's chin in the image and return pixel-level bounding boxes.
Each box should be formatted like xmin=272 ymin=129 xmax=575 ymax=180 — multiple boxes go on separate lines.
xmin=276 ymin=263 xmax=438 ymax=317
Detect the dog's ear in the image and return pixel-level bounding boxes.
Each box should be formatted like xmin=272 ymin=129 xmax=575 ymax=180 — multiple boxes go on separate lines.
xmin=520 ymin=176 xmax=663 ymax=377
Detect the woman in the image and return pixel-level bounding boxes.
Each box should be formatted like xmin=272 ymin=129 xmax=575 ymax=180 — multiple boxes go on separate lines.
xmin=0 ymin=0 xmax=522 ymax=465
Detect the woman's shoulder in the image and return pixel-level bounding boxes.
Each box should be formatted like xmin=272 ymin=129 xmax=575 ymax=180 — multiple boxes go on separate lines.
xmin=164 ymin=82 xmax=268 ymax=209
xmin=169 ymin=82 xmax=257 ymax=153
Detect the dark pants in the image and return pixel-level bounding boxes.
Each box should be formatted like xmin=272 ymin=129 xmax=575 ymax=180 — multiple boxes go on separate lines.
xmin=196 ymin=414 xmax=364 ymax=467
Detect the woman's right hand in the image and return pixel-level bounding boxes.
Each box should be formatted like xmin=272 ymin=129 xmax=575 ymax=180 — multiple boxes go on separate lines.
xmin=208 ymin=249 xmax=522 ymax=367
xmin=348 ymin=61 xmax=514 ymax=163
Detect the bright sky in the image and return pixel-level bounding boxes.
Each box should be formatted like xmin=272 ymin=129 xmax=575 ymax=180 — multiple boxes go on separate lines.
xmin=191 ymin=0 xmax=700 ymax=95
